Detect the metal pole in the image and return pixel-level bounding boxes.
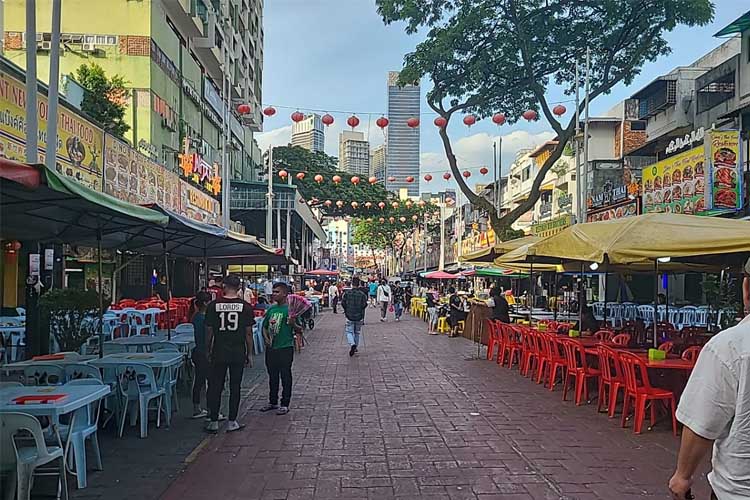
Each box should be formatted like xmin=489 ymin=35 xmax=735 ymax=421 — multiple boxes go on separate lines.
xmin=579 ymin=261 xmax=584 ymax=332
xmin=574 ymin=60 xmax=581 ymax=223
xmin=582 ymin=47 xmax=591 ymax=223
xmin=529 ymin=260 xmax=534 ymax=323
xmin=496 ymin=137 xmax=502 ymax=219
xmin=163 ymin=235 xmax=171 ymax=340
xmin=438 ymin=204 xmax=445 ymax=271
xmin=603 ymin=269 xmax=608 ymax=328
xmin=423 ymin=213 xmax=428 ymax=273
xmin=553 ymin=270 xmax=558 ymax=321
xmin=97 ymin=232 xmax=104 ymax=358
xmin=221 ymin=38 xmax=231 ymax=228
xmin=286 ymin=174 xmax=292 ymax=257
xmin=276 ymin=199 xmax=282 ymax=249
xmin=45 ymin=0 xmax=62 ymax=171
xmin=266 ymin=147 xmax=274 ymax=245
xmin=653 ymin=260 xmax=659 ymax=347
xmin=25 ymin=0 xmax=39 ymax=163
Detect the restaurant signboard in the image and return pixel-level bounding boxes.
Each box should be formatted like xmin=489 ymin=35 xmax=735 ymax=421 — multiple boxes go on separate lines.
xmin=0 ymin=70 xmax=104 ymax=190
xmin=180 ymin=181 xmax=220 ymax=225
xmin=531 ymin=214 xmax=572 ymax=238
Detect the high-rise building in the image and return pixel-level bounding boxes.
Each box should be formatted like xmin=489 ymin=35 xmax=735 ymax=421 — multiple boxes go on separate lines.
xmin=4 ymin=0 xmax=264 ymax=182
xmin=385 ymin=71 xmax=420 ymax=196
xmin=338 ymin=131 xmax=370 ymax=176
xmin=291 ymin=114 xmax=325 ymax=153
xmin=370 ymin=144 xmax=386 ymax=181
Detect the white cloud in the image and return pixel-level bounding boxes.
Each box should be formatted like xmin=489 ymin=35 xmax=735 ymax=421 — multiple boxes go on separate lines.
xmin=419 ymin=129 xmax=556 ymax=193
xmin=256 ymin=125 xmax=293 ymax=152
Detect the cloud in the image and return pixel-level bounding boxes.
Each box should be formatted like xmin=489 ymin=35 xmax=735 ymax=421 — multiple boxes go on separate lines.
xmin=255 ymin=119 xmax=386 ymax=157
xmin=419 ymin=129 xmax=556 ymax=193
xmin=256 ymin=125 xmax=293 ymax=152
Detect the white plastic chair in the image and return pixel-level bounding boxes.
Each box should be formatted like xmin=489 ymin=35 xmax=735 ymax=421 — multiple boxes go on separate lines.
xmin=173 ymin=323 xmax=194 ymax=335
xmin=677 ymin=306 xmax=697 ymax=330
xmin=151 ymin=344 xmax=180 ymax=418
xmin=64 ymin=364 xmax=102 ymax=382
xmin=102 ymin=343 xmax=128 ymax=355
xmin=694 ymin=306 xmax=709 ymax=328
xmin=127 ymin=312 xmax=151 ymax=337
xmin=116 ymin=363 xmax=165 ymax=438
xmin=0 ymin=381 xmax=23 ymax=389
xmin=590 ymin=302 xmax=604 ymax=321
xmin=0 ymin=412 xmax=67 ymax=500
xmin=150 ymin=342 xmax=179 ymax=353
xmin=59 ymin=379 xmax=104 ymax=488
xmin=637 ymin=305 xmax=655 ymax=326
xmin=23 ymin=364 xmax=65 ymax=386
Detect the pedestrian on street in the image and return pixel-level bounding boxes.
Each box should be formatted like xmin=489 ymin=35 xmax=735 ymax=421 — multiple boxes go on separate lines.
xmin=329 ymin=281 xmax=340 ymax=313
xmin=668 ymin=316 xmax=750 ymax=500
xmin=368 ymin=279 xmax=378 ymax=307
xmin=376 ymin=279 xmax=392 ymax=322
xmin=392 ymin=283 xmax=405 ymax=322
xmin=260 ymin=282 xmax=298 ymax=415
xmin=426 ymin=288 xmax=438 ymax=334
xmin=205 ymin=275 xmax=253 ymax=433
xmin=488 ymin=286 xmax=510 ymax=324
xmin=448 ymin=287 xmax=466 ymax=337
xmin=190 ymin=291 xmax=213 ymax=419
xmin=342 ymin=277 xmax=368 ymax=356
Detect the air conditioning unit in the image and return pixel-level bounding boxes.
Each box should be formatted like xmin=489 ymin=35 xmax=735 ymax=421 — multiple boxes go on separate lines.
xmin=37 ymin=41 xmax=52 ymax=51
xmin=81 ymin=43 xmax=98 ymax=53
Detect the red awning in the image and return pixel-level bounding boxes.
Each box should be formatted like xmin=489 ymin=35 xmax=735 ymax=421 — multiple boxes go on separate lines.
xmin=424 ymin=271 xmax=459 ymax=280
xmin=0 ymin=158 xmax=41 ymax=189
xmin=306 ymin=269 xmax=340 ymax=276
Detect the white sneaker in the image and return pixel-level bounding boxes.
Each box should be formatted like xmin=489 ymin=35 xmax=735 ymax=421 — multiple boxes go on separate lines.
xmin=191 ymin=409 xmax=208 ymax=419
xmin=205 ymin=413 xmax=227 ymax=422
xmin=205 ymin=421 xmax=219 ymax=433
xmin=226 ymin=420 xmax=245 ymax=432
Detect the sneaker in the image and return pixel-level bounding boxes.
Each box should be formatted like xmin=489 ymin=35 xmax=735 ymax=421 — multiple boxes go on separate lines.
xmin=205 ymin=421 xmax=219 ymax=433
xmin=380 ymin=318 xmax=385 ymax=322
xmin=395 ymin=318 xmax=400 ymax=322
xmin=191 ymin=409 xmax=208 ymax=419
xmin=226 ymin=420 xmax=245 ymax=433
xmin=276 ymin=406 xmax=289 ymax=415
xmin=205 ymin=413 xmax=227 ymax=422
xmin=349 ymin=345 xmax=356 ymax=357
xmin=260 ymin=404 xmax=279 ymax=412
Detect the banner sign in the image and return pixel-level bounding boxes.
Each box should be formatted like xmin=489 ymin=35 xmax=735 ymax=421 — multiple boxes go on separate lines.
xmin=706 ymin=130 xmax=742 ymax=212
xmin=0 ymin=70 xmax=104 ymax=190
xmin=531 ymin=214 xmax=572 ymax=238
xmin=103 ymin=134 xmax=180 ymax=210
xmin=180 ymin=181 xmax=220 ymax=225
xmin=587 ymin=198 xmax=640 ymax=222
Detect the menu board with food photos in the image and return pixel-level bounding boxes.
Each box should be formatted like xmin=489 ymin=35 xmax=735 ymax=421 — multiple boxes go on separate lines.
xmin=642 ymin=145 xmax=706 ymax=215
xmin=103 ymin=135 xmax=180 ymax=211
xmin=707 ymin=130 xmax=741 ymax=212
xmin=587 ymin=198 xmax=640 ymax=222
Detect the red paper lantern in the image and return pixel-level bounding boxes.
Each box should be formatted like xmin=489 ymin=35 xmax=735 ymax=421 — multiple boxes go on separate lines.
xmin=262 ymin=106 xmax=276 ymax=117
xmin=553 ymin=104 xmax=567 ymax=116
xmin=368 ymin=176 xmax=377 ymax=184
xmin=364 ymin=201 xmax=372 ymax=208
xmin=378 ymin=202 xmax=386 ymax=209
xmin=387 ymin=176 xmax=396 ymax=182
xmin=296 ymin=172 xmax=305 ymax=180
xmin=237 ymin=103 xmax=251 ymax=114
xmin=391 ymin=202 xmax=399 ymax=209
xmin=347 ymin=115 xmax=360 ymax=128
xmin=405 ymin=200 xmax=413 ymax=208
xmin=322 ymin=113 xmax=334 ymax=127
xmin=278 ymin=169 xmax=288 ymax=178
xmin=351 ymin=201 xmax=359 ymax=209
xmin=351 ymin=176 xmax=360 ymax=185
xmin=388 ymin=217 xmax=395 ymax=223
xmin=399 ymin=217 xmax=406 ymax=222
xmin=332 ymin=175 xmax=342 ymax=184
xmin=291 ymin=111 xmax=305 ymax=123
xmin=324 ymin=200 xmax=332 ymax=206
xmin=479 ymin=167 xmax=489 ymax=175
xmin=462 ymin=170 xmax=471 ymax=178
xmin=492 ymin=113 xmax=506 ymax=125
xmin=376 ymin=116 xmax=389 ymax=129
xmin=434 ymin=116 xmax=448 ymax=128
xmin=405 ymin=176 xmax=415 ymax=183
xmin=443 ymin=172 xmax=451 ymax=180
xmin=314 ymin=174 xmax=324 ymax=183
xmin=418 ymin=200 xmax=426 ymax=207
xmin=379 ymin=217 xmax=385 ymax=223
xmin=336 ymin=200 xmax=344 ymax=208
xmin=424 ymin=174 xmax=433 ymax=182
xmin=463 ymin=114 xmax=477 ymax=127
xmin=522 ymin=109 xmax=538 ymax=121
xmin=407 ymin=117 xmax=420 ymax=128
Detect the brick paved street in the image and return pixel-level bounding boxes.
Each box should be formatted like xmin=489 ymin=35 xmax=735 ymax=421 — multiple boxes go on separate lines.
xmin=156 ymin=311 xmax=710 ymax=500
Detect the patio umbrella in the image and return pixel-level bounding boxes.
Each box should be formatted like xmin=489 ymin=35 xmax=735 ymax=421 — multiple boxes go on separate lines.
xmin=306 ymin=269 xmax=339 ymax=276
xmin=459 ymin=235 xmax=540 ymax=264
xmin=424 ymin=271 xmax=459 ymax=279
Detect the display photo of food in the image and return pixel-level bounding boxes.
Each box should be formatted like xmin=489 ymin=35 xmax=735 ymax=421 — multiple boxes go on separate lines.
xmin=654 ymin=176 xmax=662 ymax=190
xmin=672 ymin=185 xmax=682 ymax=201
xmin=715 ymin=188 xmax=737 ymax=209
xmin=66 ymin=136 xmax=86 ymax=167
xmin=674 ymin=202 xmax=683 ymax=214
xmin=694 ymin=161 xmax=704 ymax=177
xmin=645 ymin=193 xmax=653 ymax=206
xmin=695 ymin=177 xmax=705 ymax=194
xmin=683 ymin=199 xmax=693 ymax=214
xmin=713 ymin=147 xmax=737 ymax=168
xmin=683 ymin=180 xmax=694 ymax=197
xmin=615 ymin=207 xmax=624 ymax=218
xmin=626 ymin=203 xmax=637 ymax=216
xmin=683 ymin=165 xmax=693 ymax=180
xmin=663 ymin=173 xmax=672 ymax=187
xmin=672 ymin=169 xmax=682 ymax=185
xmin=715 ymin=167 xmax=737 ymax=188
xmin=695 ymin=198 xmax=705 ymax=213
xmin=664 ymin=189 xmax=672 ymax=203
xmin=664 ymin=204 xmax=672 ymax=213
xmin=644 ymin=179 xmax=653 ymax=192
xmin=654 ymin=191 xmax=663 ymax=203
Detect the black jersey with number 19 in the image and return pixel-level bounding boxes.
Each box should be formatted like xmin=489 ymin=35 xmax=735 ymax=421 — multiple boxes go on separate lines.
xmin=205 ymin=297 xmax=253 ymax=362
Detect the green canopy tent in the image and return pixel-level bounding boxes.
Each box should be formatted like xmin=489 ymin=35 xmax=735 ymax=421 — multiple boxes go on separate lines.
xmin=1 ymin=160 xmax=169 ymax=356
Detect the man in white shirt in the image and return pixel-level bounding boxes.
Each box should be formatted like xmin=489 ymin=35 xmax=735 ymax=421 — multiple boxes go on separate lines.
xmin=376 ymin=279 xmax=392 ymax=322
xmin=669 ymin=317 xmax=750 ymax=500
xmin=328 ymin=282 xmax=339 ymax=314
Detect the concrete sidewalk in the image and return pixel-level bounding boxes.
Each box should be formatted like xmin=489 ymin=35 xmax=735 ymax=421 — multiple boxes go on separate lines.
xmin=155 ymin=311 xmax=709 ymax=500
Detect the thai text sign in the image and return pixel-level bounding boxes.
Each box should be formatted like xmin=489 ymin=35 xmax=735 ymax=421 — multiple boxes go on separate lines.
xmin=181 ymin=181 xmax=220 ymax=225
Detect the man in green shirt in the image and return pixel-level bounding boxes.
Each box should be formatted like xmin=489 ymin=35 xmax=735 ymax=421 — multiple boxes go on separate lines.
xmin=260 ymin=282 xmax=298 ymax=415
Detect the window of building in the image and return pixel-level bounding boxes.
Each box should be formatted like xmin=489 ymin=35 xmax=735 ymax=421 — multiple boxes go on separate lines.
xmin=630 ymin=120 xmax=646 ymax=131
xmin=521 ymin=166 xmax=531 ymax=181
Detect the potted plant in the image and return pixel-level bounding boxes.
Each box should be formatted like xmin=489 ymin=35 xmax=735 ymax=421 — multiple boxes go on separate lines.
xmin=40 ymin=288 xmax=105 ymax=353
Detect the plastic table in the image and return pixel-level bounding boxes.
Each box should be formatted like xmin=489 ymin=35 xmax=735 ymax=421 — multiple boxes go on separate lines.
xmin=107 ymin=333 xmax=195 ymax=354
xmin=0 ymin=382 xmax=110 ymax=488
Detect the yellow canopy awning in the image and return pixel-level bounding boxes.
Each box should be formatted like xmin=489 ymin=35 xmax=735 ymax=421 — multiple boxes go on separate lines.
xmin=459 ymin=235 xmax=539 ymax=263
xmin=497 ymin=213 xmax=750 ymax=268
xmin=459 ymin=246 xmax=495 ymax=263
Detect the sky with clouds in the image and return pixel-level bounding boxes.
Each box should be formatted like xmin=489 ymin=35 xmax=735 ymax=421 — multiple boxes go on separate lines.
xmin=258 ymin=0 xmax=745 ymax=194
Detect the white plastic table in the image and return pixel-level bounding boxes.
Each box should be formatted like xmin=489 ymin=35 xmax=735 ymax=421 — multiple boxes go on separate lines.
xmin=107 ymin=333 xmax=194 ymax=354
xmin=88 ymin=352 xmax=183 ymax=370
xmin=2 ymin=353 xmax=96 ymax=372
xmin=0 ymin=382 xmax=111 ymax=489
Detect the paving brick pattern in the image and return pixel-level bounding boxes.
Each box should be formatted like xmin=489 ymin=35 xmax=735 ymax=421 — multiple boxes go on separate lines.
xmin=158 ymin=311 xmax=710 ymax=500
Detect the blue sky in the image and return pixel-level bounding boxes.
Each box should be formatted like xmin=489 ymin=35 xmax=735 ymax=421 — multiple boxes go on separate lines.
xmin=257 ymin=0 xmax=747 ymax=194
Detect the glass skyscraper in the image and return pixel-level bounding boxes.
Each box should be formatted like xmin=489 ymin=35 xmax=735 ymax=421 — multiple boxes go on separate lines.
xmin=385 ymin=71 xmax=420 ymax=196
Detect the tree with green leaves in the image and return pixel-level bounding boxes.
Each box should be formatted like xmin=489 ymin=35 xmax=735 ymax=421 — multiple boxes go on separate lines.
xmin=375 ymin=0 xmax=714 ymax=235
xmin=75 ymin=63 xmax=131 ymax=138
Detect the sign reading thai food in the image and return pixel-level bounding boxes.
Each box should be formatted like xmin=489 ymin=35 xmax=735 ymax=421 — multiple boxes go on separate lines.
xmin=642 ymin=129 xmax=742 ymax=216
xmin=0 ymin=70 xmax=104 ymax=190
xmin=180 ymin=181 xmax=220 ymax=225
xmin=103 ymin=134 xmax=180 ymax=210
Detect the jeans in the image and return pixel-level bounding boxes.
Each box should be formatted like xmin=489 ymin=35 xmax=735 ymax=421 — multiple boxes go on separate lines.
xmin=380 ymin=301 xmax=389 ymax=319
xmin=191 ymin=350 xmax=208 ymax=407
xmin=207 ymin=359 xmax=244 ymax=421
xmin=427 ymin=307 xmax=437 ymax=329
xmin=332 ymin=296 xmax=339 ymax=313
xmin=394 ymin=302 xmax=403 ymax=319
xmin=345 ymin=319 xmax=363 ymax=346
xmin=265 ymin=347 xmax=294 ymax=407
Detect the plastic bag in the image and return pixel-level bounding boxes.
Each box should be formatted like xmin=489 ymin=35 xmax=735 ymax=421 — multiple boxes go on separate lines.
xmin=388 ymin=304 xmax=395 ymax=312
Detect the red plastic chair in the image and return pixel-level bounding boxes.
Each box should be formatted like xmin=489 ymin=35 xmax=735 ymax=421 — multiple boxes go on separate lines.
xmin=619 ymin=351 xmax=677 ymax=435
xmin=532 ymin=330 xmax=549 ymax=384
xmin=520 ymin=328 xmax=540 ymax=377
xmin=545 ymin=336 xmax=568 ymax=391
xmin=593 ymin=329 xmax=613 ymax=341
xmin=560 ymin=339 xmax=600 ymax=405
xmin=484 ymin=320 xmax=502 ymax=361
xmin=658 ymin=341 xmax=674 ymax=354
xmin=118 ymin=299 xmax=136 ymax=308
xmin=596 ymin=345 xmax=625 ymax=418
xmin=498 ymin=324 xmax=522 ymax=367
xmin=681 ymin=346 xmax=702 ymax=363
xmin=611 ymin=333 xmax=631 ymax=346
